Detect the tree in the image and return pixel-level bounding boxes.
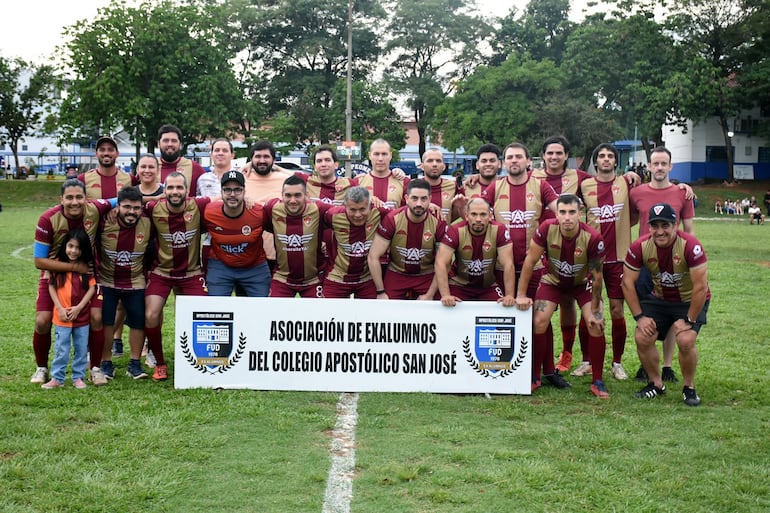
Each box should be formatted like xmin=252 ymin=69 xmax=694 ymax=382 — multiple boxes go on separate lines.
xmin=385 ymin=0 xmax=491 ymax=157
xmin=0 ymin=56 xmax=57 ymax=174
xmin=59 ymin=1 xmax=245 ymax=155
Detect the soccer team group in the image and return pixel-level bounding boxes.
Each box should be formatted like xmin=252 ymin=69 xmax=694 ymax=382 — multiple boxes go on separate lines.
xmin=30 ymin=125 xmax=710 ymax=406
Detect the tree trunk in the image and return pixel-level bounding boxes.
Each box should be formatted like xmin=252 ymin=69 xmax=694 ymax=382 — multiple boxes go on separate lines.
xmin=720 ymin=116 xmax=734 ymax=182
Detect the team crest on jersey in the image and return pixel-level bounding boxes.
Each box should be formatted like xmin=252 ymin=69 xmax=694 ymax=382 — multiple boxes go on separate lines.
xmin=526 ymin=192 xmax=535 ymax=203
xmin=482 ymin=240 xmax=492 ymax=253
xmin=84 ymin=219 xmax=94 ymax=232
xmin=388 ymin=185 xmax=397 ymax=193
xmin=673 ymin=254 xmax=682 ymax=265
xmin=303 ymin=215 xmax=312 ymax=226
xmin=184 ymin=213 xmax=194 ymax=223
xmin=136 ymin=232 xmax=145 ymax=244
xmin=442 ymin=191 xmax=450 ymax=200
xmin=423 ymin=231 xmax=433 ymax=242
xmin=180 ymin=312 xmax=246 ymax=375
xmin=612 ymin=185 xmax=620 ymax=195
xmin=335 ymin=183 xmax=345 ymax=192
xmin=462 ymin=316 xmax=527 ymax=378
xmin=242 ymin=225 xmax=252 ymax=236
xmin=574 ymin=247 xmax=584 ymax=257
xmin=562 ymin=176 xmax=571 ymax=187
xmin=366 ymin=223 xmax=374 ymax=232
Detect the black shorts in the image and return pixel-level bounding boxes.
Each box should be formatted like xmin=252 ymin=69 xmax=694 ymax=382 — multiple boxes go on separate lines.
xmin=640 ymin=296 xmax=709 ymax=341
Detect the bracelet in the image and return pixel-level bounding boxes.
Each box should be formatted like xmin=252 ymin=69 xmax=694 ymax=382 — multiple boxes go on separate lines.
xmin=633 ymin=313 xmax=644 ymax=321
xmin=376 ymin=289 xmax=386 ymax=295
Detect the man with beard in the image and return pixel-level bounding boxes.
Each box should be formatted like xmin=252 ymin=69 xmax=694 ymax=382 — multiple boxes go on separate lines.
xmin=420 ymin=148 xmax=459 ymax=223
xmin=357 ymin=139 xmax=408 ymax=209
xmin=157 ymin=124 xmax=206 ymax=197
xmin=204 ymin=171 xmax=269 ymax=297
xmin=144 ymin=172 xmax=210 ymax=381
xmin=96 ymin=186 xmax=153 ymax=380
xmin=516 ymin=194 xmax=608 ymax=398
xmin=462 ymin=143 xmax=502 ymax=199
xmin=303 ymin=145 xmax=357 ymax=205
xmin=434 ymin=197 xmax=516 ymax=307
xmin=31 ymin=179 xmax=114 ymax=385
xmin=368 ymin=179 xmax=446 ymax=300
xmin=79 ymin=135 xmax=138 ymax=199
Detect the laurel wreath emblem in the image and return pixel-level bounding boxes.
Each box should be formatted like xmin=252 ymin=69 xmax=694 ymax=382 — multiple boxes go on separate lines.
xmin=462 ymin=335 xmax=528 ymax=379
xmin=179 ymin=331 xmax=247 ymax=375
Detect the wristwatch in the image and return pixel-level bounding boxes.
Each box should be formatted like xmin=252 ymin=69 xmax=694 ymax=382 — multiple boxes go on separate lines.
xmin=633 ymin=313 xmax=644 ymax=321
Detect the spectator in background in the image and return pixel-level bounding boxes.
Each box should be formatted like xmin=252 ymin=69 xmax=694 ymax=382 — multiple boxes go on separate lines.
xmin=65 ymin=164 xmax=79 ymax=179
xmin=749 ymin=202 xmax=765 ymax=225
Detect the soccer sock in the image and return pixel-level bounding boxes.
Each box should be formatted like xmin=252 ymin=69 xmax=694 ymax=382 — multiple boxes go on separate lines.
xmin=89 ymin=328 xmax=104 ymax=370
xmin=611 ymin=318 xmax=627 ymax=363
xmin=33 ymin=331 xmax=52 ymax=368
xmin=578 ymin=317 xmax=589 ymax=357
xmin=145 ymin=325 xmax=165 ymax=365
xmin=589 ymin=334 xmax=607 ymax=382
xmin=543 ymin=324 xmax=556 ymax=375
xmin=561 ymin=323 xmax=576 ymax=354
xmin=533 ymin=332 xmax=548 ymax=381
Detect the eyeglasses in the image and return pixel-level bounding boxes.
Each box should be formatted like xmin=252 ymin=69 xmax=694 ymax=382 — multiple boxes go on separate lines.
xmin=222 ymin=187 xmax=244 ymax=195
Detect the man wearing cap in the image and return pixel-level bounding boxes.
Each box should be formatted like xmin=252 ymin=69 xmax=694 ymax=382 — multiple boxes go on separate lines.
xmin=622 ymin=203 xmax=710 ymax=406
xmin=203 ymin=171 xmax=269 ymax=297
xmin=79 ymin=136 xmax=138 ymax=199
xmin=65 ymin=164 xmax=79 ymax=179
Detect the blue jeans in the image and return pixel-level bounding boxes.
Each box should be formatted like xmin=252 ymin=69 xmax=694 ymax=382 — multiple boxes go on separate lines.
xmin=51 ymin=325 xmax=90 ymax=382
xmin=206 ymin=259 xmax=270 ymax=297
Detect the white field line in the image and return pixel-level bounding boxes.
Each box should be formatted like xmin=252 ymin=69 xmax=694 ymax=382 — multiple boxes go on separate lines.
xmin=11 ymin=244 xmax=33 ymax=260
xmin=322 ymin=392 xmax=359 ymax=513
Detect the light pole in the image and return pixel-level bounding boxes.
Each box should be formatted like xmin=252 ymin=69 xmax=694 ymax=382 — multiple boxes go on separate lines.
xmin=345 ymin=0 xmax=353 ymax=178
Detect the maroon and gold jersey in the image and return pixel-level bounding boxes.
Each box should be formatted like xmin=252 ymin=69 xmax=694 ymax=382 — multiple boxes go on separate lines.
xmin=303 ymin=175 xmax=358 ymax=206
xmin=357 ymin=173 xmax=408 ymax=209
xmin=462 ymin=178 xmax=496 ymax=199
xmin=78 ymin=169 xmax=137 ymax=200
xmin=482 ymin=175 xmax=558 ymax=267
xmin=377 ymin=206 xmax=446 ymax=275
xmin=204 ymin=202 xmax=266 ymax=268
xmin=324 ymin=206 xmax=383 ymax=284
xmin=441 ymin=220 xmax=511 ymax=288
xmin=429 ymin=177 xmax=459 ymax=222
xmin=160 ymin=157 xmax=206 ymax=198
xmin=531 ymin=168 xmax=591 ymax=221
xmin=625 ymin=231 xmax=710 ymax=303
xmin=98 ymin=215 xmax=153 ymax=289
xmin=581 ymin=176 xmax=631 ymax=263
xmin=264 ymin=199 xmax=329 ymax=287
xmin=532 ymin=219 xmax=605 ymax=288
xmin=35 ymin=200 xmax=113 ymax=259
xmin=146 ymin=197 xmax=209 ymax=278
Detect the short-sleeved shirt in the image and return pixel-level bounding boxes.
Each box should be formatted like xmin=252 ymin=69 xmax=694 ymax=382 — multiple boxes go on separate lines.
xmin=204 ymin=202 xmax=266 ymax=269
xmin=302 ymin=175 xmax=358 ymax=206
xmin=630 ymin=184 xmax=695 ymax=237
xmin=98 ymin=215 xmax=153 ymax=289
xmin=324 ymin=206 xmax=384 ymax=284
xmin=441 ymin=220 xmax=511 ymax=288
xmin=357 ymin=172 xmax=408 ymax=209
xmin=34 ymin=200 xmax=114 ymax=261
xmin=377 ymin=206 xmax=446 ymax=275
xmin=530 ymin=168 xmax=592 ymax=221
xmin=78 ymin=169 xmax=137 ymax=200
xmin=581 ymin=175 xmax=632 ymax=263
xmin=51 ymin=272 xmax=96 ymax=327
xmin=624 ymin=231 xmax=710 ymax=303
xmin=146 ymin=197 xmax=210 ymax=278
xmin=429 ymin=177 xmax=459 ymax=222
xmin=532 ymin=219 xmax=605 ymax=288
xmin=160 ymin=157 xmax=207 ymax=198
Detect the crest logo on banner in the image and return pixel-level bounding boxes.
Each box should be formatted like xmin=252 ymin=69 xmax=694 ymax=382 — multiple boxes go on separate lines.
xmin=463 ymin=316 xmax=527 ymax=378
xmin=179 ymin=312 xmax=247 ymax=374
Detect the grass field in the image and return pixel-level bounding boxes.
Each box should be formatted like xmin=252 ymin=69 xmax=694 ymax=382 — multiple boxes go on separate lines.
xmin=1 ymin=180 xmax=769 ymax=512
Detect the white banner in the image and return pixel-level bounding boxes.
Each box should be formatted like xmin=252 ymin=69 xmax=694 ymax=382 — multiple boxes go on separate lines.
xmin=174 ymin=297 xmax=532 ymax=394
xmin=734 ymin=164 xmax=754 ymax=180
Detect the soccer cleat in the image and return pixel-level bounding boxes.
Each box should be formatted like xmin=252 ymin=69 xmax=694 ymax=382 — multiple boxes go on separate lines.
xmin=662 ymin=366 xmax=679 ymax=383
xmin=531 ymin=379 xmax=542 ymax=393
xmin=555 ymin=351 xmax=573 ymax=372
xmin=545 ymin=371 xmax=572 ymax=389
xmin=635 ymin=382 xmax=666 ymax=399
xmin=144 ymin=349 xmax=156 ymax=369
xmin=72 ymin=378 xmax=87 ymax=389
xmin=570 ymin=361 xmax=592 ymax=377
xmin=101 ymin=360 xmax=115 ymax=380
xmin=682 ymin=387 xmax=701 ymax=406
xmin=126 ymin=360 xmax=148 ymax=380
xmin=590 ymin=380 xmax=610 ymax=399
xmin=152 ymin=363 xmax=168 ymax=381
xmin=41 ymin=378 xmax=64 ymax=389
xmin=30 ymin=367 xmax=49 ymax=384
xmin=611 ymin=362 xmax=628 ymax=380
xmin=634 ymin=365 xmax=649 ymax=382
xmin=90 ymin=366 xmax=108 ymax=386
xmin=112 ymin=339 xmax=124 ymax=358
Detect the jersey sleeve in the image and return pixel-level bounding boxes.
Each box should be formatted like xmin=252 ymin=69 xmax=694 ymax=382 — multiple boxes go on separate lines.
xmin=377 ymin=210 xmax=397 ymax=239
xmin=624 ymin=239 xmax=644 ymax=271
xmin=441 ymin=224 xmax=460 ymax=249
xmin=496 ymin=223 xmax=512 ymax=248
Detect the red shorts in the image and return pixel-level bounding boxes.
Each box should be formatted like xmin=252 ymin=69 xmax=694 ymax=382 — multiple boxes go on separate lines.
xmin=36 ymin=276 xmax=103 ymax=311
xmin=514 ymin=266 xmax=545 ymax=300
xmin=535 ymin=281 xmax=593 ymax=308
xmin=269 ymin=280 xmax=323 ymax=298
xmin=601 ymin=262 xmax=624 ymax=299
xmin=145 ymin=272 xmax=207 ymax=299
xmin=449 ymin=283 xmax=503 ymax=301
xmin=384 ymin=272 xmax=433 ymax=299
xmin=323 ymin=279 xmax=376 ymax=299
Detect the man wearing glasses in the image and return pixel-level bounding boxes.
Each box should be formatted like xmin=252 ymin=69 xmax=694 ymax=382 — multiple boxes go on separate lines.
xmin=203 ymin=171 xmax=269 ymax=297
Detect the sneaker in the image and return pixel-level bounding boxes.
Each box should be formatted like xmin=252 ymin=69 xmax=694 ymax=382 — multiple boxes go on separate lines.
xmin=90 ymin=366 xmax=108 ymax=386
xmin=144 ymin=349 xmax=156 ymax=369
xmin=126 ymin=360 xmax=148 ymax=380
xmin=30 ymin=367 xmax=49 ymax=384
xmin=611 ymin=362 xmax=628 ymax=380
xmin=101 ymin=360 xmax=115 ymax=380
xmin=635 ymin=382 xmax=666 ymax=399
xmin=590 ymin=380 xmax=610 ymax=399
xmin=152 ymin=363 xmax=168 ymax=381
xmin=41 ymin=378 xmax=64 ymax=389
xmin=662 ymin=366 xmax=679 ymax=383
xmin=555 ymin=351 xmax=573 ymax=372
xmin=682 ymin=386 xmax=701 ymax=406
xmin=531 ymin=379 xmax=542 ymax=393
xmin=112 ymin=339 xmax=124 ymax=358
xmin=570 ymin=361 xmax=592 ymax=377
xmin=72 ymin=378 xmax=87 ymax=389
xmin=634 ymin=365 xmax=648 ymax=382
xmin=545 ymin=371 xmax=572 ymax=389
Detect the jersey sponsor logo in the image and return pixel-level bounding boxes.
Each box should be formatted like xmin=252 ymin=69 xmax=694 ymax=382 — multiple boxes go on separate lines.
xmin=161 ymin=229 xmax=198 ymax=248
xmin=549 ymin=258 xmax=585 ymax=278
xmin=396 ymin=246 xmax=427 ymax=264
xmin=461 ymin=258 xmax=494 ymax=276
xmin=276 ymin=233 xmax=314 ymax=250
xmin=339 ymin=240 xmax=372 ymax=256
xmin=657 ymin=271 xmax=684 ymax=287
xmin=499 ymin=210 xmax=536 ymax=229
xmin=104 ymin=248 xmax=145 ymax=267
xmin=588 ymin=203 xmax=624 ymax=223
xmin=221 ymin=242 xmax=249 ymax=254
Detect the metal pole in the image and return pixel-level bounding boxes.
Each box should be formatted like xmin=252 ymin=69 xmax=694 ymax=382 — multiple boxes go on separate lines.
xmin=345 ymin=0 xmax=353 ymax=178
